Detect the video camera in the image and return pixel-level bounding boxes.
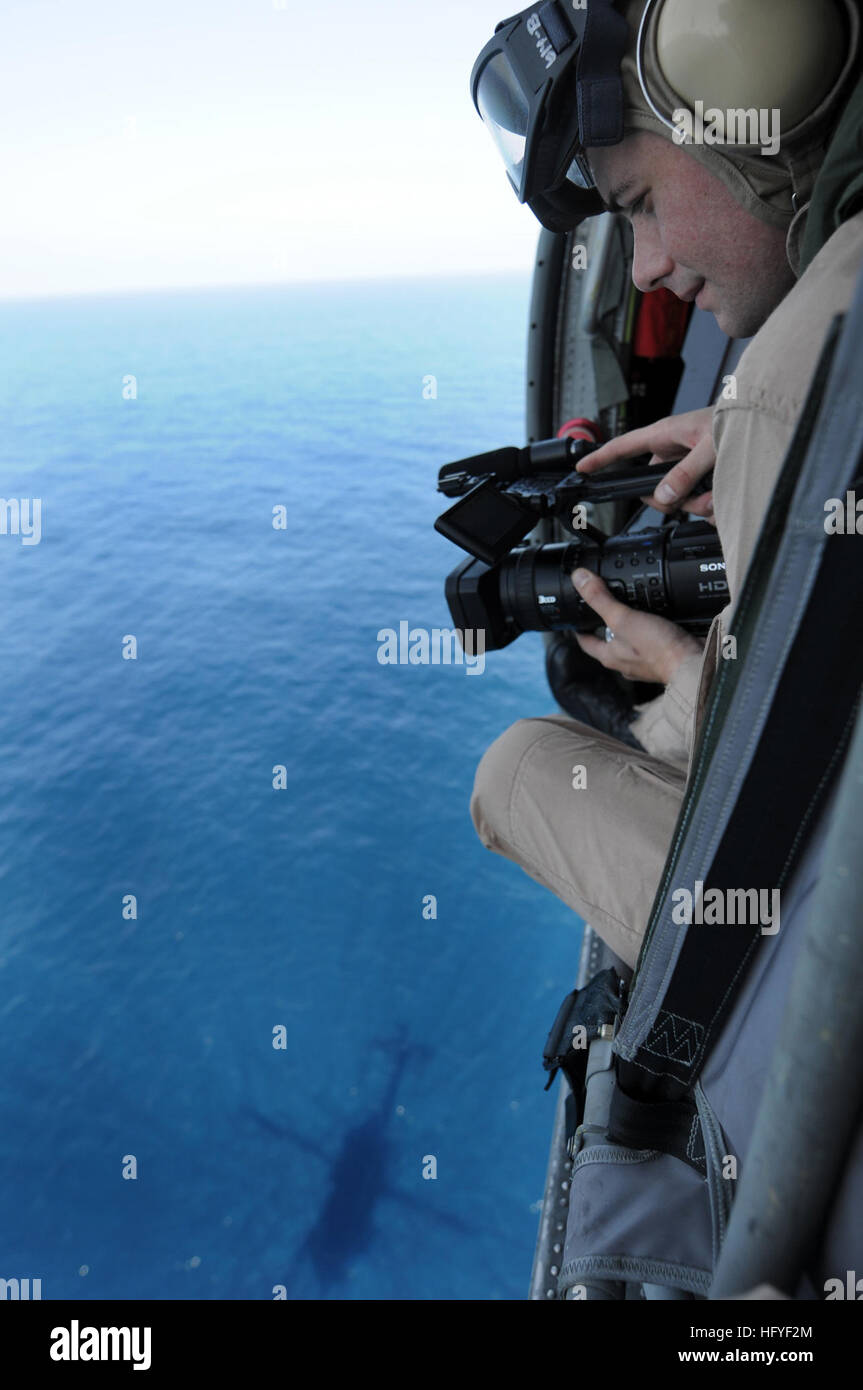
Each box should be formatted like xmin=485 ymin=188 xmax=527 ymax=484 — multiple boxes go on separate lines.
xmin=435 ymin=435 xmax=727 ymax=652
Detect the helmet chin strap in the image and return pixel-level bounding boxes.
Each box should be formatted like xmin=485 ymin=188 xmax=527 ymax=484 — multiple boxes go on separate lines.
xmin=786 ymin=145 xmax=828 ymax=218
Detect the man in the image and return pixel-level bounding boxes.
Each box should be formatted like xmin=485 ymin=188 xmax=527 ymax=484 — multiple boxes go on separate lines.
xmin=469 ymin=0 xmax=863 ymax=968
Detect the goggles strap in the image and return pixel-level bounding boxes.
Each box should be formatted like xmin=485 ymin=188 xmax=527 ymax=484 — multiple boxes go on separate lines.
xmin=537 ymin=1 xmax=577 ymax=52
xmin=576 ymin=0 xmax=628 ymax=147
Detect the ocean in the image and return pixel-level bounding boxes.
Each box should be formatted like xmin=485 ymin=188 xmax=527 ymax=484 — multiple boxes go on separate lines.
xmin=0 ymin=274 xmax=582 ymax=1300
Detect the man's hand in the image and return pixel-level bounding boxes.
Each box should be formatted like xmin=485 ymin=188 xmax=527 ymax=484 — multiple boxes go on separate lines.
xmin=576 ymin=407 xmax=716 ymax=524
xmin=572 ymin=568 xmax=703 ymax=685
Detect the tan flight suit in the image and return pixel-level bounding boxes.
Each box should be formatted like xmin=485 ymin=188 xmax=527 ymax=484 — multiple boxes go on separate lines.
xmin=470 ymin=209 xmax=863 ymax=969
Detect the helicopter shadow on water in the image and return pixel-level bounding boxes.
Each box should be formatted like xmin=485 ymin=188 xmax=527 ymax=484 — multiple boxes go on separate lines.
xmin=240 ymin=1028 xmax=476 ymax=1297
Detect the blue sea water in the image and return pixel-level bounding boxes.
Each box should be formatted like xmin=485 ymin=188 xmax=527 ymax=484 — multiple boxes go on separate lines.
xmin=0 ymin=274 xmax=583 ymax=1301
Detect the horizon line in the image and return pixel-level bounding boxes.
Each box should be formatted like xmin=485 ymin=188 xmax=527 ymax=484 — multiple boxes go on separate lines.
xmin=0 ymin=264 xmax=534 ymax=308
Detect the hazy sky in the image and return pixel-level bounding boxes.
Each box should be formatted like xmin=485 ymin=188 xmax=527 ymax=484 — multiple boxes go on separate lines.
xmin=0 ymin=0 xmax=542 ymax=298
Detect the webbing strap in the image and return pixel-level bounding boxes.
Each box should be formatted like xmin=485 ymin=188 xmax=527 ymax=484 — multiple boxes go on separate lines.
xmin=608 ymin=1086 xmax=705 ymax=1175
xmin=643 ymin=514 xmax=862 ymax=1093
xmin=635 ymin=317 xmax=843 ymax=985
xmin=615 ymin=274 xmax=863 ymax=1104
xmin=538 ymin=2 xmax=576 ymax=53
xmin=575 ymin=0 xmax=628 ymax=147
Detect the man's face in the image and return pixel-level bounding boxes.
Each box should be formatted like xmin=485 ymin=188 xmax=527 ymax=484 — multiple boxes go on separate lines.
xmin=586 ymin=130 xmax=796 ymax=338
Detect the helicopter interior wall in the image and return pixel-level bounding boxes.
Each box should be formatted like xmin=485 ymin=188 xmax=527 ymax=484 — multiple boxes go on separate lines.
xmin=671 ymin=307 xmax=751 ymax=417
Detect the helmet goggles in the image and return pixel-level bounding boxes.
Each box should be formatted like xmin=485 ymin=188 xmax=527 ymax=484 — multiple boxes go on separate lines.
xmin=471 ymin=2 xmax=629 ymax=230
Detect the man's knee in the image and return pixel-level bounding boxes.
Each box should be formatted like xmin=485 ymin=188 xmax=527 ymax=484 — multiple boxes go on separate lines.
xmin=470 ymin=718 xmax=550 ymax=852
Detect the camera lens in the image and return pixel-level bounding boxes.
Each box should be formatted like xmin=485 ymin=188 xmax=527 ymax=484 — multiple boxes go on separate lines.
xmin=499 ymin=542 xmax=599 ymax=633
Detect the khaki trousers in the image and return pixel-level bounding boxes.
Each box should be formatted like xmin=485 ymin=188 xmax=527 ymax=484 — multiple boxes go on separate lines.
xmin=470 ymin=716 xmax=687 ymax=969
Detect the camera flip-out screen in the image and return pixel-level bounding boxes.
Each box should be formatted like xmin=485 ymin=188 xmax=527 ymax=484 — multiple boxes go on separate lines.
xmin=434 ymin=478 xmax=533 ymax=566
